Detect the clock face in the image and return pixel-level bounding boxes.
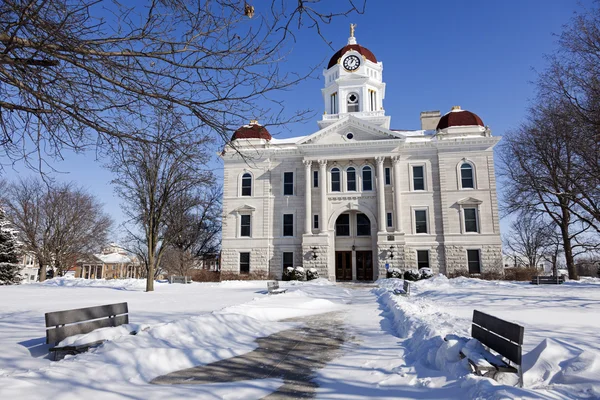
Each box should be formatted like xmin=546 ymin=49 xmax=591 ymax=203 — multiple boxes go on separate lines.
xmin=343 ymin=55 xmax=361 ymax=71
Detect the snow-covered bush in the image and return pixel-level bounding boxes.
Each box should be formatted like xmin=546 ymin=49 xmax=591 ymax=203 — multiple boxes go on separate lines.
xmin=386 ymin=267 xmax=402 ymax=279
xmin=419 ymin=267 xmax=434 ymax=279
xmin=306 ymin=268 xmax=319 ymax=281
xmin=403 ymin=269 xmax=421 ymax=281
xmin=282 ymin=266 xmax=306 ymax=281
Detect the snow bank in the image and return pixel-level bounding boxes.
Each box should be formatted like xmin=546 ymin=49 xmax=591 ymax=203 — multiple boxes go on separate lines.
xmin=57 ymin=324 xmax=148 ymax=347
xmin=39 ymin=277 xmax=156 ymax=291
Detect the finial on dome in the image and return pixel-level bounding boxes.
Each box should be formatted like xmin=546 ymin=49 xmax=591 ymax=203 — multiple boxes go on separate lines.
xmin=250 ymin=119 xmax=258 ymax=125
xmin=451 ymin=105 xmax=461 ymax=111
xmin=348 ymin=23 xmax=357 ymax=45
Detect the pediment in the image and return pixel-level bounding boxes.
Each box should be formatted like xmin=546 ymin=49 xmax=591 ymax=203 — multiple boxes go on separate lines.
xmin=456 ymin=197 xmax=483 ymax=205
xmin=298 ymin=115 xmax=405 ymax=145
xmin=233 ymin=204 xmax=256 ymax=213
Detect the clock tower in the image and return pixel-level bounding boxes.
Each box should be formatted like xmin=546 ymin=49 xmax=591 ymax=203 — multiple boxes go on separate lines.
xmin=318 ymin=25 xmax=389 ymax=129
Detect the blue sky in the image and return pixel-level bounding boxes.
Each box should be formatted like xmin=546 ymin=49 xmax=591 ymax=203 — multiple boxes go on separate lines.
xmin=4 ymin=0 xmax=593 ymax=237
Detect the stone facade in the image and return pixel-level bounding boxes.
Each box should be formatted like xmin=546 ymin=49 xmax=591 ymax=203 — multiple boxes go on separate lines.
xmin=220 ymin=32 xmax=503 ymax=281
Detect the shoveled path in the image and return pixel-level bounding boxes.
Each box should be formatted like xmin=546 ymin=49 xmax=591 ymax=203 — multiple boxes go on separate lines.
xmin=151 ymin=311 xmax=348 ymax=398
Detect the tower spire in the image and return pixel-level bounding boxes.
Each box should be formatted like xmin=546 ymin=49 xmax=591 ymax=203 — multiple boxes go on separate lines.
xmin=348 ymin=23 xmax=357 ymax=45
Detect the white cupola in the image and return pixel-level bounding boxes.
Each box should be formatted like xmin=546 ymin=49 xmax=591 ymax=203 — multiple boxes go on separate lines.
xmin=318 ymin=24 xmax=389 ymax=129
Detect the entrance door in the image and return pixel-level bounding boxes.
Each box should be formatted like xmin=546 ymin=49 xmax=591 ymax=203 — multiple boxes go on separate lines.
xmin=356 ymin=251 xmax=373 ymax=281
xmin=335 ymin=251 xmax=352 ymax=281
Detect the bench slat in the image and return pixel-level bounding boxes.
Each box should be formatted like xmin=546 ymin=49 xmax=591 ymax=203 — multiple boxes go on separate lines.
xmin=45 ymin=303 xmax=128 ymax=327
xmin=473 ymin=310 xmax=524 ymax=344
xmin=472 ymin=324 xmax=521 ymax=365
xmin=46 ymin=314 xmax=129 ymax=344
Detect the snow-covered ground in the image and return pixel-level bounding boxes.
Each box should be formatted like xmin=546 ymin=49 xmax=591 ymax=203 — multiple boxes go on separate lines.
xmin=0 ymin=276 xmax=598 ymax=399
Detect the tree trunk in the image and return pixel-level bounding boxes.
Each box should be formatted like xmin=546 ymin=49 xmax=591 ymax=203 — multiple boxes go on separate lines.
xmin=146 ymin=252 xmax=155 ymax=292
xmin=559 ymin=203 xmax=579 ymax=280
xmin=38 ymin=260 xmax=46 ymax=282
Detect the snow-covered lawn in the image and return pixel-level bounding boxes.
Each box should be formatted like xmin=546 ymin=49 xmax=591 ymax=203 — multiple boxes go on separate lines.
xmin=0 ymin=276 xmax=598 ymax=399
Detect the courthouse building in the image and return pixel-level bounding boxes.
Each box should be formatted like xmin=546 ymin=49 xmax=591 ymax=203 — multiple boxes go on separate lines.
xmin=220 ymin=28 xmax=503 ymax=281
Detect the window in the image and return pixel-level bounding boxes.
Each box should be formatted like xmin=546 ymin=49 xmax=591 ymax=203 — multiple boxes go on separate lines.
xmin=240 ymin=252 xmax=250 ymax=274
xmin=369 ymin=89 xmax=377 ymax=111
xmin=417 ymin=250 xmax=430 ymax=269
xmin=385 ymin=167 xmax=391 ymax=185
xmin=415 ymin=210 xmax=428 ymax=234
xmin=356 ymin=213 xmax=371 ymax=236
xmin=347 ymin=167 xmax=356 ymax=191
xmin=461 ymin=163 xmax=474 ymax=189
xmin=283 ymin=172 xmax=294 ymax=195
xmin=283 ymin=252 xmax=294 ymax=269
xmin=387 ymin=212 xmax=393 ymax=228
xmin=241 ymin=173 xmax=252 ymax=196
xmin=313 ymin=170 xmax=319 ymax=188
xmin=362 ymin=166 xmax=373 ymax=191
xmin=313 ymin=214 xmax=319 ymax=230
xmin=467 ymin=250 xmax=481 ymax=274
xmin=413 ymin=166 xmax=425 ymax=190
xmin=331 ymin=168 xmax=341 ymax=192
xmin=464 ymin=208 xmax=478 ymax=233
xmin=331 ymin=92 xmax=338 ymax=114
xmin=283 ymin=214 xmax=294 ymax=237
xmin=347 ymin=92 xmax=359 ymax=112
xmin=336 ymin=214 xmax=350 ymax=236
xmin=240 ymin=215 xmax=251 ymax=237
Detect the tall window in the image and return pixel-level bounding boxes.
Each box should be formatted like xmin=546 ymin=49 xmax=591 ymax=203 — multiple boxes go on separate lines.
xmin=313 ymin=170 xmax=319 ymax=188
xmin=461 ymin=163 xmax=474 ymax=189
xmin=467 ymin=250 xmax=481 ymax=274
xmin=357 ymin=213 xmax=371 ymax=236
xmin=240 ymin=215 xmax=251 ymax=237
xmin=331 ymin=92 xmax=338 ymax=114
xmin=413 ymin=166 xmax=425 ymax=191
xmin=331 ymin=168 xmax=341 ymax=192
xmin=335 ymin=214 xmax=350 ymax=236
xmin=417 ymin=250 xmax=430 ymax=269
xmin=241 ymin=173 xmax=252 ymax=196
xmin=347 ymin=92 xmax=359 ymax=112
xmin=415 ymin=210 xmax=428 ymax=234
xmin=347 ymin=167 xmax=356 ymax=191
xmin=387 ymin=212 xmax=393 ymax=228
xmin=464 ymin=208 xmax=478 ymax=233
xmin=362 ymin=166 xmax=373 ymax=191
xmin=283 ymin=252 xmax=294 ymax=269
xmin=369 ymin=89 xmax=377 ymax=111
xmin=313 ymin=215 xmax=319 ymax=230
xmin=385 ymin=167 xmax=391 ymax=185
xmin=283 ymin=172 xmax=294 ymax=195
xmin=283 ymin=214 xmax=294 ymax=237
xmin=240 ymin=252 xmax=250 ymax=274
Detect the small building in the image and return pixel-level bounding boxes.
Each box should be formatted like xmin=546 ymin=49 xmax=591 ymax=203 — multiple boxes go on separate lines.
xmin=76 ymin=244 xmax=142 ymax=279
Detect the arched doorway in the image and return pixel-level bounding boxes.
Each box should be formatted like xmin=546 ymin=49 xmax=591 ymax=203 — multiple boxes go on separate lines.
xmin=334 ymin=211 xmax=375 ymax=281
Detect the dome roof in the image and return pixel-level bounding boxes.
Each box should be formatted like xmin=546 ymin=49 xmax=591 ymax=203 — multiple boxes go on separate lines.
xmin=436 ymin=106 xmax=484 ymax=130
xmin=327 ymin=44 xmax=377 ymax=69
xmin=231 ymin=120 xmax=272 ymax=141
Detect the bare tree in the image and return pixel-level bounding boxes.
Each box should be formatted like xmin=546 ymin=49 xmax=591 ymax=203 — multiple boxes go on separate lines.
xmin=111 ymin=112 xmax=212 ymax=291
xmin=504 ymin=213 xmax=554 ymax=269
xmin=0 ymin=0 xmax=364 ymax=169
xmin=3 ymin=178 xmax=112 ymax=280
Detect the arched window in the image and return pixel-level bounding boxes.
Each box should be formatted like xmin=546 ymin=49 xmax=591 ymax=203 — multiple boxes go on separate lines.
xmin=362 ymin=166 xmax=372 ymax=191
xmin=331 ymin=168 xmax=341 ymax=192
xmin=347 ymin=167 xmax=356 ymax=191
xmin=356 ymin=213 xmax=371 ymax=236
xmin=241 ymin=173 xmax=252 ymax=196
xmin=460 ymin=163 xmax=474 ymax=189
xmin=347 ymin=92 xmax=359 ymax=113
xmin=335 ymin=214 xmax=350 ymax=236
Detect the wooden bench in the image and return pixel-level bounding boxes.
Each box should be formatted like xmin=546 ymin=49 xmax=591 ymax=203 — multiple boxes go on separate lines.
xmin=393 ymin=280 xmax=411 ymax=296
xmin=170 ymin=275 xmax=191 ymax=284
xmin=531 ymin=275 xmax=564 ymax=285
xmin=460 ymin=310 xmax=524 ymax=387
xmin=267 ymin=281 xmax=287 ymax=295
xmin=45 ymin=302 xmax=132 ymax=360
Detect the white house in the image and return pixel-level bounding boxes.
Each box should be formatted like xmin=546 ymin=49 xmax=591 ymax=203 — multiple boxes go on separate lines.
xmin=220 ymin=28 xmax=503 ymax=281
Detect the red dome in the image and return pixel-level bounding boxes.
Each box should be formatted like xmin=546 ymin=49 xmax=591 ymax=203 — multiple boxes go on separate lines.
xmin=436 ymin=107 xmax=484 ymax=130
xmin=327 ymin=44 xmax=377 ymax=69
xmin=231 ymin=121 xmax=271 ymax=141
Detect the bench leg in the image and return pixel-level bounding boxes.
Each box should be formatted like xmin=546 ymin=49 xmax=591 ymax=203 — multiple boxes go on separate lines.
xmin=518 ymin=365 xmax=524 ymax=388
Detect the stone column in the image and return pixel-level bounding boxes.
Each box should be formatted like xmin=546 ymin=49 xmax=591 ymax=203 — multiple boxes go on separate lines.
xmin=303 ymin=160 xmax=312 ymax=234
xmin=318 ymin=160 xmax=328 ymax=233
xmin=392 ymin=155 xmax=402 ymax=232
xmin=375 ymin=156 xmax=386 ymax=233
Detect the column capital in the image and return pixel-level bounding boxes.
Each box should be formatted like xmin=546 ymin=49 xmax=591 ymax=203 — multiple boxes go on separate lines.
xmin=375 ymin=156 xmax=386 ymax=165
xmin=303 ymin=159 xmax=313 ymax=168
xmin=392 ymin=155 xmax=401 ymax=165
xmin=318 ymin=159 xmax=328 ymax=167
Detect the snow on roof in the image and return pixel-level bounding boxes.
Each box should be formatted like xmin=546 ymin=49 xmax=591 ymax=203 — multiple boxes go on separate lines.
xmin=96 ymin=253 xmax=132 ymax=264
xmin=269 ymin=135 xmax=307 ymax=145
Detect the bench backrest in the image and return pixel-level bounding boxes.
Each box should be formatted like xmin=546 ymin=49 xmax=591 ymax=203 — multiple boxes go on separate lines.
xmin=532 ymin=276 xmax=564 ymax=283
xmin=267 ymin=281 xmax=279 ymax=290
xmin=170 ymin=276 xmax=190 ymax=284
xmin=472 ymin=310 xmax=524 ymax=365
xmin=403 ymin=280 xmax=411 ymax=295
xmin=45 ymin=302 xmax=129 ymax=344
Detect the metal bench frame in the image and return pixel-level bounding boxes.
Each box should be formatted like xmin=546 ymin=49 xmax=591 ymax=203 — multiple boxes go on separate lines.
xmin=531 ymin=275 xmax=564 ymax=285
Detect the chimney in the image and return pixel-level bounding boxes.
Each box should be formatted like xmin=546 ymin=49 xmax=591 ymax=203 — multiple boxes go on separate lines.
xmin=420 ymin=110 xmax=441 ymax=130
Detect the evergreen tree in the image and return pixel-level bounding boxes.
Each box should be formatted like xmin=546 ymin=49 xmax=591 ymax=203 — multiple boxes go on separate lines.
xmin=0 ymin=207 xmax=21 ymax=285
